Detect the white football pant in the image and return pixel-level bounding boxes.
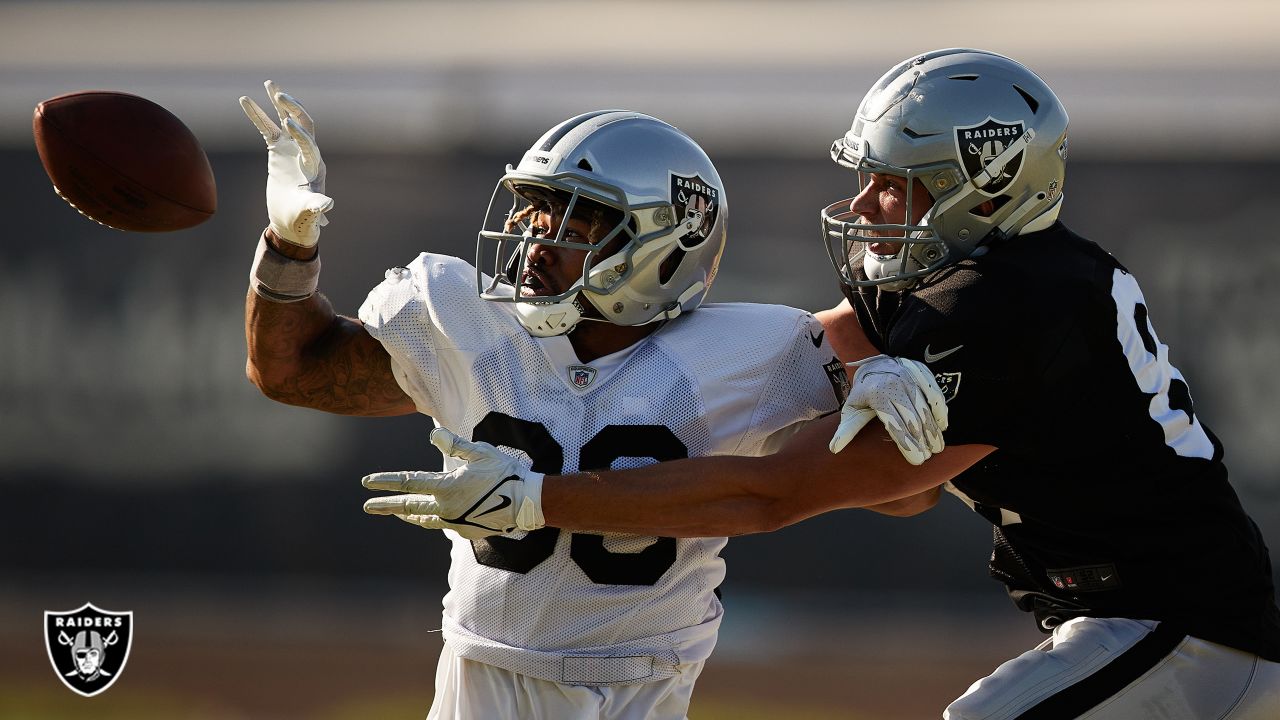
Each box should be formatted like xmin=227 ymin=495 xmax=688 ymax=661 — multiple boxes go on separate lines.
xmin=426 ymin=641 xmax=705 ymax=720
xmin=945 ymin=616 xmax=1280 ymax=719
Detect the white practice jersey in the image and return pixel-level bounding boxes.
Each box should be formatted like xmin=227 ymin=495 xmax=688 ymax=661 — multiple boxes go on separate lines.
xmin=359 ymin=253 xmax=843 ymax=685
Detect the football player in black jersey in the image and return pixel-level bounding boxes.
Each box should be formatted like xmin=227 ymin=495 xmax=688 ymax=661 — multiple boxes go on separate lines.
xmin=364 ymin=49 xmax=1280 ymax=718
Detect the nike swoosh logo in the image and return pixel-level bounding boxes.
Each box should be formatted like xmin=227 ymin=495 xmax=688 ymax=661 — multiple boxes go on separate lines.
xmin=923 ymin=344 xmax=963 ymax=363
xmin=1100 ymin=574 xmax=1112 ymax=582
xmin=809 ymin=329 xmax=825 ymax=347
xmin=473 ymin=494 xmax=512 ymax=519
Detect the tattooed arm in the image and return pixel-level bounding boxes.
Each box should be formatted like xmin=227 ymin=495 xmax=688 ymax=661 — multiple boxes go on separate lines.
xmin=245 ymin=230 xmax=416 ymax=416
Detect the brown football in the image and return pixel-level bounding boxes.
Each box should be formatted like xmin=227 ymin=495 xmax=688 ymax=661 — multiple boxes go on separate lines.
xmin=33 ymin=91 xmax=217 ymax=232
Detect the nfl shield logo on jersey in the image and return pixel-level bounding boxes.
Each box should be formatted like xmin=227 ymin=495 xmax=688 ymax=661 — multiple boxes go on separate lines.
xmin=954 ymin=117 xmax=1025 ymax=195
xmin=568 ymin=365 xmax=597 ymax=389
xmin=44 ymin=602 xmax=133 ymax=697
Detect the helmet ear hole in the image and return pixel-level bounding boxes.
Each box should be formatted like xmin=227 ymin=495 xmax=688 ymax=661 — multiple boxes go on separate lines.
xmin=969 ymin=195 xmax=1010 ymax=218
xmin=659 ymin=247 xmax=687 ymax=284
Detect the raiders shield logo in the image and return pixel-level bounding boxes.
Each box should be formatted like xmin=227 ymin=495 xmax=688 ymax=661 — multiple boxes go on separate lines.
xmin=45 ymin=602 xmax=133 ymax=697
xmin=824 ymin=357 xmax=851 ymax=404
xmin=954 ymin=118 xmax=1026 ymax=195
xmin=669 ymin=173 xmax=720 ymax=247
xmin=934 ymin=372 xmax=962 ymax=403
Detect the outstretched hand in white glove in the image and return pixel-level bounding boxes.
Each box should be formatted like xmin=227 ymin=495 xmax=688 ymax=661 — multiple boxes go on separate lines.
xmin=362 ymin=428 xmax=546 ymax=540
xmin=240 ymin=80 xmax=333 ymax=247
xmin=829 ymin=354 xmax=949 ymax=464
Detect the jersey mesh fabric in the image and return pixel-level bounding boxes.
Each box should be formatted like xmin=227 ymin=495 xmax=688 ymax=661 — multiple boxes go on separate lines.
xmin=359 ymin=253 xmax=840 ymax=683
xmin=733 ymin=307 xmax=842 ymax=455
xmin=845 ymin=222 xmax=1280 ymax=661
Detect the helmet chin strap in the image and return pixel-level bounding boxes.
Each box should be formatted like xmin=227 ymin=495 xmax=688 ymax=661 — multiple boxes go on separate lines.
xmin=514 ymin=280 xmax=587 ymax=337
xmin=574 ymin=280 xmax=703 ymax=327
xmin=997 ymin=191 xmax=1059 ymax=238
xmin=658 ymin=281 xmax=705 ymax=320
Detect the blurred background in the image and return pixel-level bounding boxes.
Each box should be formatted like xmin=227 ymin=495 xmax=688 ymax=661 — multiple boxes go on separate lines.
xmin=3 ymin=1 xmax=1279 ymax=718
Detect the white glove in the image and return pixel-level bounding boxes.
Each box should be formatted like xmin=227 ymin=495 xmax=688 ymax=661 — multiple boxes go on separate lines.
xmin=239 ymin=80 xmax=333 ymax=247
xmin=829 ymin=354 xmax=949 ymax=464
xmin=362 ymin=428 xmax=546 ymax=539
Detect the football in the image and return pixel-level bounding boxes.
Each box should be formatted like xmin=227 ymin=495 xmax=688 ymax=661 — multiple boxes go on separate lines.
xmin=33 ymin=91 xmax=217 ymax=232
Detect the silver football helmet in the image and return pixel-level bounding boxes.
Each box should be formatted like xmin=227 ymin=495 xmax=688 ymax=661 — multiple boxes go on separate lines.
xmin=821 ymin=48 xmax=1069 ymax=290
xmin=477 ymin=110 xmax=726 ymax=337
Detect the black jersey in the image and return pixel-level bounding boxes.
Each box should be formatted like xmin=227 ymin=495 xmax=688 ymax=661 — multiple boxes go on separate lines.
xmin=846 ymin=222 xmax=1280 ymax=660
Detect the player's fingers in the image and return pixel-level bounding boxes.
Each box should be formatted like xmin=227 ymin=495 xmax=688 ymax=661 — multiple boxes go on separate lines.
xmin=399 ymin=515 xmax=497 ymax=540
xmin=879 ymin=407 xmax=928 ymax=465
xmin=363 ymin=493 xmax=440 ymax=515
xmin=239 ymin=97 xmax=281 ymax=144
xmin=931 ymin=391 xmax=949 ymax=433
xmin=275 ymin=92 xmax=315 ymax=136
xmin=429 ymin=427 xmax=462 ymax=455
xmin=284 ymin=118 xmax=323 ymax=179
xmin=911 ymin=358 xmax=952 ymax=430
xmin=830 ymin=406 xmax=876 ymax=454
xmin=430 ymin=427 xmax=501 ymax=464
xmin=889 ymin=399 xmax=923 ymax=438
xmin=394 ymin=513 xmax=446 ymax=529
xmin=362 ymin=471 xmax=446 ymax=493
xmin=264 ymin=80 xmax=288 ymax=123
xmin=902 ymin=359 xmax=949 ymax=432
xmin=908 ymin=386 xmax=944 ymax=453
xmin=926 ymin=390 xmax=950 ymax=434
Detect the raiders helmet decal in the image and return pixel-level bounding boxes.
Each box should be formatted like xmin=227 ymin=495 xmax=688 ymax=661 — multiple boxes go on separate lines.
xmin=954 ymin=117 xmax=1026 ymax=195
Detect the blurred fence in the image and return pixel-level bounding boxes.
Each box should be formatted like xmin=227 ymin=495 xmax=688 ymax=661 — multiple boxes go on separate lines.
xmin=3 ymin=146 xmax=1278 ymax=596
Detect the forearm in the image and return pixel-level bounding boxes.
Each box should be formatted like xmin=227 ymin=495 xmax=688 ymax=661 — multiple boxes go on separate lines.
xmin=544 ymin=454 xmax=786 ymax=537
xmin=542 ymin=416 xmax=992 ymax=537
xmin=863 ymin=485 xmax=943 ymax=517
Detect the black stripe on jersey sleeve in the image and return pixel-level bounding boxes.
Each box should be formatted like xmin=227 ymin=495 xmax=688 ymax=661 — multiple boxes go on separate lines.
xmin=1016 ymin=623 xmax=1187 ymax=719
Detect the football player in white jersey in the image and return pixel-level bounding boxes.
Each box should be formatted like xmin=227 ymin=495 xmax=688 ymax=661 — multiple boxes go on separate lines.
xmin=240 ymin=82 xmax=946 ymax=719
